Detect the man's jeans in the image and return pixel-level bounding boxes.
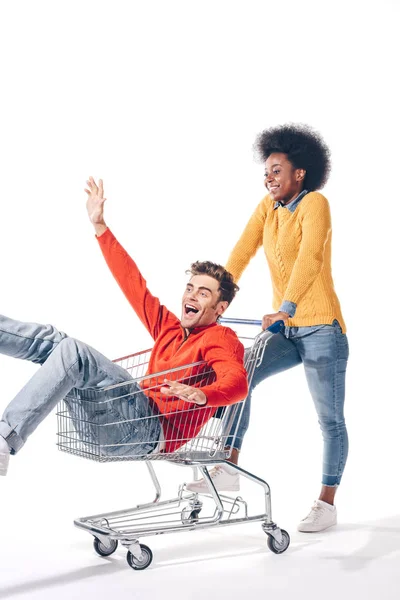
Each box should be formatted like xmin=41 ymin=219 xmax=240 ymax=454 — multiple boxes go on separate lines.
xmin=228 ymin=321 xmax=349 ymax=487
xmin=0 ymin=315 xmax=161 ymax=456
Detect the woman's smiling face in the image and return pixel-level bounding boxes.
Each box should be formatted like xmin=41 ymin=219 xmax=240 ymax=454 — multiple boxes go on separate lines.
xmin=264 ymin=152 xmax=305 ymax=205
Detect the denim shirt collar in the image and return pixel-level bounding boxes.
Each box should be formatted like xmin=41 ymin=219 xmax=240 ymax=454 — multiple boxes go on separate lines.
xmin=273 ymin=189 xmax=309 ymax=213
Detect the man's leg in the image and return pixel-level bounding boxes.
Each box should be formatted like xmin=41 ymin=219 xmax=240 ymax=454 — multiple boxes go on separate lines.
xmin=186 ymin=331 xmax=302 ymax=492
xmin=0 ymin=313 xmax=68 ymax=474
xmin=0 ymin=314 xmax=67 ymax=364
xmin=293 ymin=322 xmax=349 ymax=532
xmin=0 ymin=326 xmax=134 ymax=462
xmin=75 ymin=384 xmax=162 ymax=458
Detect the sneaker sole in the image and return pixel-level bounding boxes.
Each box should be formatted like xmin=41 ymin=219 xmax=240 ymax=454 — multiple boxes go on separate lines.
xmin=297 ymin=521 xmax=337 ymax=533
xmin=186 ymin=485 xmax=240 ymax=493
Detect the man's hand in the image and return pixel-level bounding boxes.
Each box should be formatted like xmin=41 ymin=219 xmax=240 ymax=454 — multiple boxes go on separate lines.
xmin=160 ymin=379 xmax=207 ymax=406
xmin=262 ymin=311 xmax=289 ymax=330
xmin=85 ymin=176 xmax=108 ymax=236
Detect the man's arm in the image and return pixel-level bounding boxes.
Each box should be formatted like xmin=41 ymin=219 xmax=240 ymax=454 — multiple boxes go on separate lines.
xmin=85 ymin=177 xmax=177 ymax=339
xmin=160 ymin=329 xmax=248 ymax=407
xmin=200 ymin=328 xmax=248 ymax=407
xmin=85 ymin=176 xmax=108 ymax=237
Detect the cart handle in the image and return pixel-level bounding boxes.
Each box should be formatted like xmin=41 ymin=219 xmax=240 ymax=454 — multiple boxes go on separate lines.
xmin=220 ymin=318 xmax=284 ymax=334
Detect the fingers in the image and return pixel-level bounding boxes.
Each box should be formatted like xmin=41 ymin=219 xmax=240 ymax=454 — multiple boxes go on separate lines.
xmin=185 ymin=390 xmax=207 ymax=406
xmin=161 ymin=379 xmax=187 ymax=396
xmin=160 ymin=379 xmax=204 ymax=404
xmin=160 ymin=386 xmax=189 ymax=400
xmin=160 ymin=386 xmax=175 ymax=396
xmin=262 ymin=312 xmax=282 ymax=330
xmin=184 ymin=392 xmax=200 ymax=404
xmin=86 ymin=177 xmax=98 ymax=194
xmin=86 ymin=176 xmax=104 ymax=197
xmin=261 ymin=316 xmax=271 ymax=330
xmin=160 ymin=379 xmax=177 ymax=396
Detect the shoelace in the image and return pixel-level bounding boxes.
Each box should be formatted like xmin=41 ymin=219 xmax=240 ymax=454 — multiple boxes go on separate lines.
xmin=209 ymin=466 xmax=223 ymax=478
xmin=302 ymin=502 xmax=324 ymax=522
xmin=195 ymin=466 xmax=223 ymax=483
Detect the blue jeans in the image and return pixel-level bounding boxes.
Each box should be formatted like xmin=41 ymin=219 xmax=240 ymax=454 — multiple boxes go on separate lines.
xmin=229 ymin=321 xmax=349 ymax=487
xmin=0 ymin=315 xmax=161 ymax=456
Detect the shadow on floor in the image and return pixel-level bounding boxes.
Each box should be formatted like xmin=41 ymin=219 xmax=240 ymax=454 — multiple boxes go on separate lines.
xmin=1 ymin=515 xmax=400 ymax=597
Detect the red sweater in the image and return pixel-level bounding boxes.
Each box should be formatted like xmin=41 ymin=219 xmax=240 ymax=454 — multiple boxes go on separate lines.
xmin=97 ymin=229 xmax=248 ymax=452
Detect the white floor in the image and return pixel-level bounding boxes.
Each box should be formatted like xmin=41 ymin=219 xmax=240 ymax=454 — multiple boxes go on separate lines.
xmin=1 ymin=443 xmax=399 ymax=600
xmin=2 ymin=518 xmax=400 ymax=600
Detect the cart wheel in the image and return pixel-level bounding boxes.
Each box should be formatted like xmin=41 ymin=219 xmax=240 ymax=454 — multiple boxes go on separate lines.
xmin=266 ymin=529 xmax=290 ymax=554
xmin=189 ymin=509 xmax=201 ymax=521
xmin=126 ymin=544 xmax=153 ymax=570
xmin=181 ymin=507 xmax=201 ymax=524
xmin=93 ymin=537 xmax=118 ymax=556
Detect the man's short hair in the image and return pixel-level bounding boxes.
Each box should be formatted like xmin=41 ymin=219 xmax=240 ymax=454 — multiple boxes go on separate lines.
xmin=187 ymin=261 xmax=239 ymax=305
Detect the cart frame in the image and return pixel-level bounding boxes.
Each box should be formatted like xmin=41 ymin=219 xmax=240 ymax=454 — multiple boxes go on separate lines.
xmin=57 ymin=319 xmax=290 ymax=570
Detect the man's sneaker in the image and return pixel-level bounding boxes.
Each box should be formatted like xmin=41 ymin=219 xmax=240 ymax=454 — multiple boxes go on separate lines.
xmin=0 ymin=436 xmax=10 ymax=476
xmin=186 ymin=464 xmax=240 ymax=493
xmin=297 ymin=499 xmax=337 ymax=532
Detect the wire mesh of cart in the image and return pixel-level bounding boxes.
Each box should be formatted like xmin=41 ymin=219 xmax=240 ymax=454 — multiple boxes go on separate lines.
xmin=56 ymin=319 xmax=290 ymax=570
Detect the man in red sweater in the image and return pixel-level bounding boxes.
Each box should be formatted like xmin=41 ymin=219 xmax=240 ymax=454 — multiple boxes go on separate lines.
xmin=0 ymin=177 xmax=248 ymax=475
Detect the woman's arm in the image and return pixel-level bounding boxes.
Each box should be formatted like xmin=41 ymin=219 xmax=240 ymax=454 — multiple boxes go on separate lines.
xmin=225 ymin=197 xmax=268 ymax=282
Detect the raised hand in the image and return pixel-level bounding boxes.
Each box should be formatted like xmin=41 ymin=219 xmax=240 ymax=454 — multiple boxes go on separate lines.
xmin=85 ymin=176 xmax=107 ymax=236
xmin=160 ymin=379 xmax=207 ymax=406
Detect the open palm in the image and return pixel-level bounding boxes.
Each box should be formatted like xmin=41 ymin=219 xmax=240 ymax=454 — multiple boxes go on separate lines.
xmin=85 ymin=177 xmax=106 ymax=225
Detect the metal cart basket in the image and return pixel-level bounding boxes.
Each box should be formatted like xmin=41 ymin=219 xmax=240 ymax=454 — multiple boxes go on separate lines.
xmin=56 ymin=319 xmax=290 ymax=570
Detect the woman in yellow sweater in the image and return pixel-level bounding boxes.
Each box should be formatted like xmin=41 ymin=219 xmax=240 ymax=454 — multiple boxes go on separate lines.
xmin=187 ymin=124 xmax=349 ymax=533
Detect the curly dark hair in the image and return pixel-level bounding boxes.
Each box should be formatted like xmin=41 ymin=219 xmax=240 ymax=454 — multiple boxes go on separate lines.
xmin=187 ymin=261 xmax=239 ymax=305
xmin=254 ymin=123 xmax=331 ymax=191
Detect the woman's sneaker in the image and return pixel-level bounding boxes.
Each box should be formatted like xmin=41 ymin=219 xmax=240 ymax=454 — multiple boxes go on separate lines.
xmin=0 ymin=436 xmax=10 ymax=476
xmin=297 ymin=500 xmax=337 ymax=532
xmin=186 ymin=464 xmax=240 ymax=493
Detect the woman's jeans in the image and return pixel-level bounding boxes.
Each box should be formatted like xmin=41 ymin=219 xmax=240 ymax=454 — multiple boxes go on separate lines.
xmin=0 ymin=314 xmax=161 ymax=456
xmin=228 ymin=321 xmax=349 ymax=487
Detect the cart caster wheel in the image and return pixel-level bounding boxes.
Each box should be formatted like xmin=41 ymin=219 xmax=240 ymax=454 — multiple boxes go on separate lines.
xmin=181 ymin=507 xmax=201 ymax=524
xmin=126 ymin=544 xmax=153 ymax=570
xmin=93 ymin=537 xmax=118 ymax=556
xmin=266 ymin=529 xmax=290 ymax=554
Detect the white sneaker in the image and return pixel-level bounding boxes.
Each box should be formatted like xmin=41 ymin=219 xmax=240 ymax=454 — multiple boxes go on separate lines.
xmin=0 ymin=436 xmax=10 ymax=476
xmin=297 ymin=499 xmax=337 ymax=532
xmin=186 ymin=464 xmax=240 ymax=493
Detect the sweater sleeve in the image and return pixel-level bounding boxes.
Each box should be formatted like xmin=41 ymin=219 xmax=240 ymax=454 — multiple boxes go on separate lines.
xmin=199 ymin=328 xmax=248 ymax=407
xmin=283 ymin=193 xmax=331 ymax=305
xmin=225 ymin=197 xmax=268 ymax=282
xmin=97 ymin=228 xmax=177 ymax=340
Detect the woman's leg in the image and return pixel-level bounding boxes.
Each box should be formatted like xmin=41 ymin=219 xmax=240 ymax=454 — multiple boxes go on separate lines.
xmin=293 ymin=322 xmax=349 ymax=531
xmin=186 ymin=331 xmax=302 ymax=492
xmin=227 ymin=331 xmax=302 ymax=459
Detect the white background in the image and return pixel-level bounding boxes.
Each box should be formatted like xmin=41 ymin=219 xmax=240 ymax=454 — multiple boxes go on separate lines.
xmin=0 ymin=1 xmax=399 ymax=598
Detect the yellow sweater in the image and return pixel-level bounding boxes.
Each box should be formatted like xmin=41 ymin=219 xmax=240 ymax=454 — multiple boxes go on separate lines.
xmin=226 ymin=191 xmax=346 ymax=332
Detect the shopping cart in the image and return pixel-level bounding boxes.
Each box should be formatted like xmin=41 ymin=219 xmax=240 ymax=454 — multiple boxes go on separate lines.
xmin=56 ymin=319 xmax=290 ymax=570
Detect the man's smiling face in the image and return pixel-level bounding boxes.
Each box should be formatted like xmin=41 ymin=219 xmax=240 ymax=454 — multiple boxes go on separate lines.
xmin=180 ymin=274 xmax=228 ymax=330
